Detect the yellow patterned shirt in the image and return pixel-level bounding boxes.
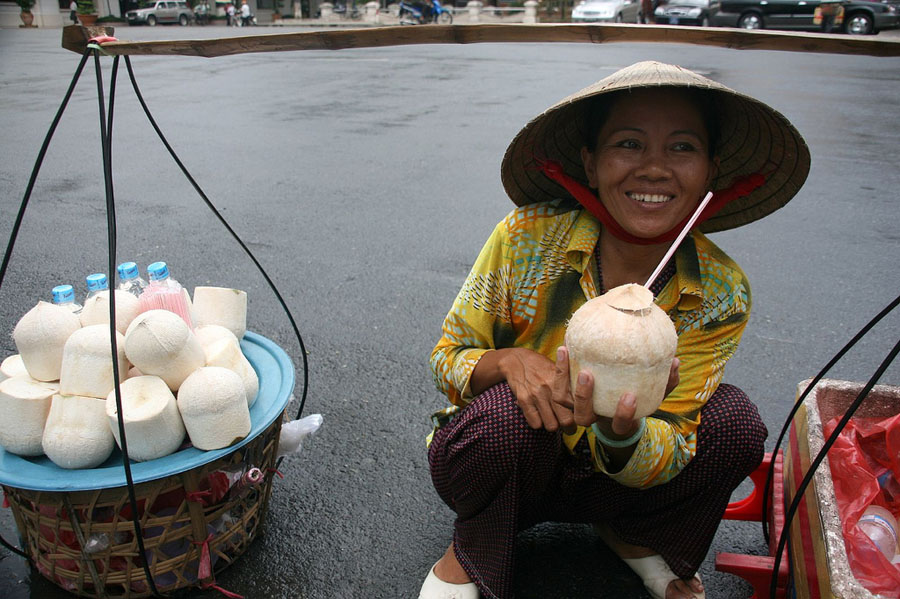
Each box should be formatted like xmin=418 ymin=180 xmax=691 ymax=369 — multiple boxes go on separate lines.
xmin=429 ymin=198 xmax=751 ymax=488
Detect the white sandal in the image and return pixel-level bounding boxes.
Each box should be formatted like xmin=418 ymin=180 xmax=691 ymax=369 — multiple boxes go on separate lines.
xmin=622 ymin=554 xmax=705 ymax=599
xmin=418 ymin=562 xmax=480 ymax=599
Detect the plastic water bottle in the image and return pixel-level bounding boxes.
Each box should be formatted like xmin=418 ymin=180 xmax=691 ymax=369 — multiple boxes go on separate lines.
xmin=52 ymin=284 xmax=83 ymax=314
xmin=84 ymin=273 xmax=109 ymax=304
xmin=858 ymin=505 xmax=900 ymax=561
xmin=116 ymin=262 xmax=147 ymax=298
xmin=138 ymin=262 xmax=193 ymax=327
xmin=146 ymin=262 xmax=182 ymax=290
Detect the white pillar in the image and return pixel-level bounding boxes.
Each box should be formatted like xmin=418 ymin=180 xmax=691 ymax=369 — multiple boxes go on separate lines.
xmin=523 ymin=0 xmax=538 ymax=23
xmin=364 ymin=0 xmax=379 ymax=21
xmin=293 ymin=0 xmax=301 ymax=17
xmin=33 ymin=0 xmax=67 ymax=27
xmin=466 ymin=0 xmax=481 ymax=23
xmin=320 ymin=1 xmax=334 ymax=18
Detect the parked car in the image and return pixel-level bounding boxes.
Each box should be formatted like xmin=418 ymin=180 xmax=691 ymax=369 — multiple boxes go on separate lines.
xmin=654 ymin=0 xmax=720 ymax=25
xmin=126 ymin=0 xmax=194 ymax=26
xmin=711 ymin=0 xmax=900 ymax=34
xmin=572 ymin=0 xmax=643 ymax=22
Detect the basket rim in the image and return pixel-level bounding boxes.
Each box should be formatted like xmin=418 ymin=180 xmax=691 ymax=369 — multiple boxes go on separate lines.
xmin=0 ymin=331 xmax=293 ymax=492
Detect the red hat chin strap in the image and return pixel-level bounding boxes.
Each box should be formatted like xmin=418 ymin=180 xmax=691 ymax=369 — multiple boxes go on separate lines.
xmin=537 ymin=160 xmax=766 ymax=245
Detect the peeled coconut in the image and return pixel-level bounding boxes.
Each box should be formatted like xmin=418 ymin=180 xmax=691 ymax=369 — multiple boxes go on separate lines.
xmin=194 ymin=324 xmax=240 ymax=353
xmin=0 ymin=354 xmax=29 ymax=380
xmin=124 ymin=310 xmax=205 ymax=391
xmin=80 ymin=289 xmax=141 ymax=334
xmin=42 ymin=394 xmax=115 ymax=469
xmin=0 ymin=376 xmax=59 ymax=456
xmin=203 ymin=338 xmax=259 ymax=407
xmin=565 ymin=283 xmax=678 ymax=418
xmin=59 ymin=325 xmax=129 ymax=399
xmin=13 ymin=301 xmax=82 ymax=382
xmin=177 ymin=367 xmax=250 ymax=451
xmin=106 ymin=376 xmax=185 ymax=462
xmin=192 ymin=287 xmax=248 ymax=339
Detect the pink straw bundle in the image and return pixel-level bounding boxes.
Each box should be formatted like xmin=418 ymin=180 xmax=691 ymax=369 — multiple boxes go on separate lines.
xmin=138 ymin=285 xmax=194 ymax=329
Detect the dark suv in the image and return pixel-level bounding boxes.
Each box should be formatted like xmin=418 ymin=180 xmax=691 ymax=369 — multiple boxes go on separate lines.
xmin=711 ymin=0 xmax=900 ymax=34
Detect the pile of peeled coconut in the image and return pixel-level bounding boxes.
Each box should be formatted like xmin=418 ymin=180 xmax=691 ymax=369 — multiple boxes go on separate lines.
xmin=0 ymin=285 xmax=256 ymax=469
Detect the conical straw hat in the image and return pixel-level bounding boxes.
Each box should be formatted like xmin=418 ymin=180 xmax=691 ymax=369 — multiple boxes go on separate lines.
xmin=501 ymin=61 xmax=810 ymax=233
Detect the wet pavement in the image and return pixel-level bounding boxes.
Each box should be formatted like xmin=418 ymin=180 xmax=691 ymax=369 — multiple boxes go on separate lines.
xmin=0 ymin=23 xmax=899 ymax=599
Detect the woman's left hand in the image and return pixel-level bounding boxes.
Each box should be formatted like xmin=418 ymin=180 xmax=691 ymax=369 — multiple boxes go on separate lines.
xmin=551 ymin=346 xmax=594 ymax=434
xmin=565 ymin=353 xmax=681 ymax=438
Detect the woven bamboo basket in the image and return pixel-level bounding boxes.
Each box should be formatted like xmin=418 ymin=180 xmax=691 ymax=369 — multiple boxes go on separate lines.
xmin=2 ymin=413 xmax=282 ymax=598
xmin=0 ymin=333 xmax=294 ymax=598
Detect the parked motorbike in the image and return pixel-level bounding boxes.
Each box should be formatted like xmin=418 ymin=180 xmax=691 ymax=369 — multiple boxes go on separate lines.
xmin=398 ymin=0 xmax=452 ymax=24
xmin=232 ymin=11 xmax=258 ymax=26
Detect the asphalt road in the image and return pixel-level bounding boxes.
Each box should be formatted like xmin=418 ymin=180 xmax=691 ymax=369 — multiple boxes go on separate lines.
xmin=0 ymin=24 xmax=898 ymax=599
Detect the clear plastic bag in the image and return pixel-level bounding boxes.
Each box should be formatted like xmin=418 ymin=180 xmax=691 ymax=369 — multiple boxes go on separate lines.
xmin=278 ymin=413 xmax=323 ymax=457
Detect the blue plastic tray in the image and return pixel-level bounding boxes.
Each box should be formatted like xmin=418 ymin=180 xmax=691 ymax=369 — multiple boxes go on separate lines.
xmin=0 ymin=331 xmax=294 ymax=492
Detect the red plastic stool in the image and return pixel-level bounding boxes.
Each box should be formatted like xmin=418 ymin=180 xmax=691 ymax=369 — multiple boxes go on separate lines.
xmin=714 ymin=451 xmax=790 ymax=599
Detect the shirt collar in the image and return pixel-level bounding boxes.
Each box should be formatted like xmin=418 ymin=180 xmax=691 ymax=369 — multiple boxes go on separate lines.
xmin=564 ymin=209 xmax=705 ymax=309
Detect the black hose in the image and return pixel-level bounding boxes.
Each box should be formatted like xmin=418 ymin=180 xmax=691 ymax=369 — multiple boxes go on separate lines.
xmin=94 ymin=50 xmax=163 ymax=598
xmin=761 ymin=292 xmax=900 ymax=543
xmin=769 ymin=335 xmax=900 ymax=599
xmin=123 ymin=56 xmax=310 ymax=421
xmin=0 ymin=50 xmax=91 ymax=568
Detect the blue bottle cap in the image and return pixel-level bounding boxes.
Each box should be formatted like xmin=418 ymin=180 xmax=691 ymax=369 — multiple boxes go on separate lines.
xmin=52 ymin=285 xmax=75 ymax=304
xmin=117 ymin=262 xmax=139 ymax=281
xmin=147 ymin=261 xmax=170 ymax=282
xmin=86 ymin=273 xmax=108 ymax=292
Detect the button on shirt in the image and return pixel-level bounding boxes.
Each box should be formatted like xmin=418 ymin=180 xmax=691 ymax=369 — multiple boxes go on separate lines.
xmin=429 ymin=198 xmax=750 ymax=488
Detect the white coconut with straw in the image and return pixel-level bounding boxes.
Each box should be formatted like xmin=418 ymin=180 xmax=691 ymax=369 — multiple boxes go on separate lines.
xmin=565 ymin=192 xmax=714 ymax=418
xmin=567 ymin=284 xmax=677 ymax=418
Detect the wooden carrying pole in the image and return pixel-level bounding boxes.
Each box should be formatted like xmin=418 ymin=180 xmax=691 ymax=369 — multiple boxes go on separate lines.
xmin=63 ymin=23 xmax=900 ymax=58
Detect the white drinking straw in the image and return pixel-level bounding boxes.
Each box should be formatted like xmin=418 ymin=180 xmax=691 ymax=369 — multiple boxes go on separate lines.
xmin=644 ymin=191 xmax=714 ymax=289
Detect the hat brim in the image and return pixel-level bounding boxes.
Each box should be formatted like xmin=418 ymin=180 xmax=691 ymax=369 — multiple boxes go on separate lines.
xmin=500 ymin=61 xmax=810 ymax=234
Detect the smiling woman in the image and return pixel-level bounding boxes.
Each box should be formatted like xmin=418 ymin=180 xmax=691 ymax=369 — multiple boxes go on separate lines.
xmin=421 ymin=61 xmax=810 ymax=599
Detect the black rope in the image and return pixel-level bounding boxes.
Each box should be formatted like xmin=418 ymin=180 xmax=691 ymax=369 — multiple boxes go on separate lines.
xmin=769 ymin=335 xmax=900 ymax=599
xmin=761 ymin=292 xmax=900 ymax=543
xmin=122 ymin=56 xmax=310 ymax=421
xmin=0 ymin=517 xmax=29 ymax=559
xmin=0 ymin=52 xmax=89 ymax=289
xmin=0 ymin=50 xmax=92 ymax=567
xmin=93 ymin=50 xmax=162 ymax=598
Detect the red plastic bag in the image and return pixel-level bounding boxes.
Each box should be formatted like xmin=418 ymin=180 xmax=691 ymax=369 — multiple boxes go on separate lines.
xmin=825 ymin=414 xmax=900 ymax=597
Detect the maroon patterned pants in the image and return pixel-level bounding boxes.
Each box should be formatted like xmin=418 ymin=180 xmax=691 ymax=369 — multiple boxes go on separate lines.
xmin=428 ymin=382 xmax=767 ymax=599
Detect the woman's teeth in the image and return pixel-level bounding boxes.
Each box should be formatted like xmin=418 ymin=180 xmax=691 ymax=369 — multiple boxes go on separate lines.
xmin=629 ymin=193 xmax=671 ymax=204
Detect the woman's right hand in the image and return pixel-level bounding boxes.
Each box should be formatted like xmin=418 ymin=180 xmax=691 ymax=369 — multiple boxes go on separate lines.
xmin=471 ymin=347 xmax=586 ymax=434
